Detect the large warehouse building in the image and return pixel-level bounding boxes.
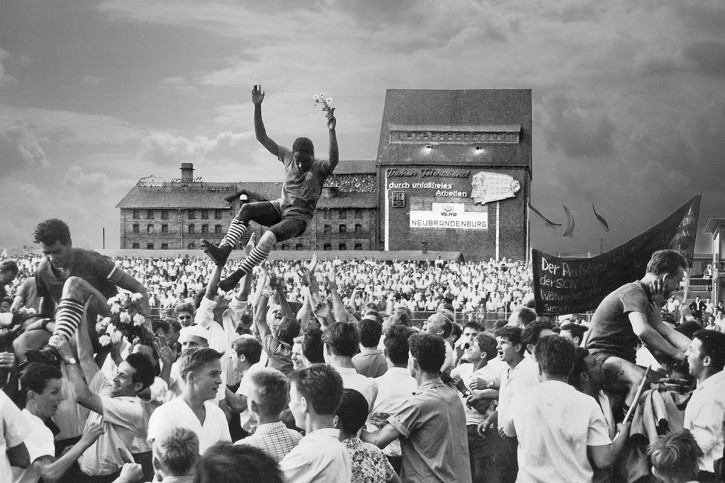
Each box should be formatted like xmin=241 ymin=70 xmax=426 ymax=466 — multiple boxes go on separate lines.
xmin=117 ymin=89 xmax=532 ymax=261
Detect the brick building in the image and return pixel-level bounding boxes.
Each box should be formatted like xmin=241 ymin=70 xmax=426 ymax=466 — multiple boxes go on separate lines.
xmin=117 ymin=89 xmax=532 ymax=260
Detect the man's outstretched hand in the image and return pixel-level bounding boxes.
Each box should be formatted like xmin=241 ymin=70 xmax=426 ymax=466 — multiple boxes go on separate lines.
xmin=327 ymin=108 xmax=336 ymax=131
xmin=252 ymin=84 xmax=265 ymax=105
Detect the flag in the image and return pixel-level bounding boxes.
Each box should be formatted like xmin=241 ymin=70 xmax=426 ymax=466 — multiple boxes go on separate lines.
xmin=528 ymin=203 xmax=562 ymax=230
xmin=532 ymin=195 xmax=701 ymax=315
xmin=592 ymin=204 xmax=609 ymax=232
xmin=562 ymin=205 xmax=575 ymax=237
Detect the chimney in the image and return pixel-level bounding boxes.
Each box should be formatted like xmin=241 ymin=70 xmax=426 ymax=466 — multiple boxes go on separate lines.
xmin=180 ymin=163 xmax=194 ymax=182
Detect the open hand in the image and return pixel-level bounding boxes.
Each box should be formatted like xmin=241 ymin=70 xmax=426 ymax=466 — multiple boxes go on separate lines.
xmin=79 ymin=422 xmax=105 ymax=447
xmin=252 ymin=84 xmax=265 ymax=105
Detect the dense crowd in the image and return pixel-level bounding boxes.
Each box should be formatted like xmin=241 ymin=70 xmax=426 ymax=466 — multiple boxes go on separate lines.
xmin=1 ymin=221 xmax=724 ymax=483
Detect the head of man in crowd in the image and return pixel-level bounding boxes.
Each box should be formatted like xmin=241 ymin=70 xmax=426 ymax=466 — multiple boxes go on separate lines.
xmin=384 ymin=324 xmax=414 ymax=368
xmin=114 ymin=352 xmax=156 ymax=398
xmin=232 ymin=335 xmax=262 ymax=374
xmin=358 ymin=317 xmax=383 ymax=350
xmin=467 ymin=332 xmax=497 ymax=366
xmin=495 ymin=325 xmax=525 ymax=365
xmin=569 ymin=347 xmax=605 ymax=397
xmin=154 ymin=317 xmax=181 ymax=346
xmin=324 ymin=321 xmax=360 ymax=362
xmin=34 ymin=219 xmax=73 ymax=270
xmin=288 ymin=364 xmax=344 ymax=431
xmin=247 ymin=368 xmax=289 ymax=423
xmin=178 ymin=325 xmax=209 ymax=353
xmin=179 ymin=347 xmax=223 ymax=402
xmin=302 ymin=328 xmax=325 ymax=365
xmin=534 ymin=335 xmax=576 ymax=381
xmin=424 ymin=313 xmax=452 ymax=340
xmin=408 ymin=332 xmax=446 ymax=380
xmin=335 ymin=388 xmax=369 ymax=439
xmin=460 ymin=322 xmax=482 ymax=349
xmin=646 ymin=250 xmax=688 ymax=299
xmin=507 ymin=307 xmax=537 ymax=328
xmin=521 ymin=320 xmax=555 ymax=355
xmin=559 ymin=323 xmax=587 ymax=346
xmin=21 ymin=363 xmax=65 ymax=421
xmin=648 ymin=430 xmax=702 ymax=483
xmin=686 ymin=329 xmax=725 ymax=383
xmin=291 ymin=336 xmax=304 ymax=370
xmin=175 ymin=302 xmax=195 ymax=328
xmin=0 ymin=259 xmax=19 ymax=286
xmin=195 ymin=442 xmax=284 ymax=483
xmin=152 ymin=427 xmax=199 ymax=481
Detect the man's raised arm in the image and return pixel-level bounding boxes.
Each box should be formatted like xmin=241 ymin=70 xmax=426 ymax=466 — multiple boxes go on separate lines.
xmin=327 ymin=109 xmax=338 ymax=172
xmin=109 ymin=267 xmax=150 ymax=316
xmin=252 ymin=84 xmax=279 ymax=157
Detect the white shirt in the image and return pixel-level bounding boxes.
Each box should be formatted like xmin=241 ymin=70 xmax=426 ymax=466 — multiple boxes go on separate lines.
xmin=1 ymin=392 xmax=30 ymax=483
xmin=79 ymin=371 xmax=145 ymax=476
xmin=147 ymin=396 xmax=231 ymax=454
xmin=279 ymin=428 xmax=351 ymax=483
xmin=684 ymin=369 xmax=725 ymax=473
xmin=371 ymin=366 xmax=418 ymax=458
xmin=12 ymin=410 xmax=54 ymax=483
xmin=498 ymin=356 xmax=540 ymax=426
xmin=334 ymin=366 xmax=378 ymax=410
xmin=504 ymin=380 xmax=611 ymax=482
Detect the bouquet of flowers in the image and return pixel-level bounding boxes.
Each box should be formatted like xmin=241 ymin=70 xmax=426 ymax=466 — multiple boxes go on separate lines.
xmin=96 ymin=290 xmax=151 ymax=347
xmin=313 ymin=92 xmax=334 ymax=114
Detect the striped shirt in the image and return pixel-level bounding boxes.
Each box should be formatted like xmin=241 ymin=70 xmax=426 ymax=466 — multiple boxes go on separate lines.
xmin=235 ymin=422 xmax=302 ymax=462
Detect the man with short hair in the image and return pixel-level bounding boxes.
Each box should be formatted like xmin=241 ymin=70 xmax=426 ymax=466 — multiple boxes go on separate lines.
xmin=203 ymin=85 xmax=339 ymax=293
xmin=24 ymin=219 xmax=149 ymax=366
xmin=235 ymin=367 xmax=301 ymax=462
xmin=521 ymin=320 xmax=555 ymax=355
xmin=168 ymin=325 xmax=209 ymax=399
xmin=56 ymin=302 xmax=155 ymax=481
xmin=0 ymin=259 xmax=19 ymax=302
xmin=560 ymin=323 xmax=587 ymax=346
xmin=280 ymin=364 xmax=351 ymax=483
xmin=586 ymin=250 xmax=691 ymax=408
xmin=324 ymin=321 xmax=378 ymax=409
xmin=683 ymin=329 xmax=725 ymax=481
xmin=649 ymin=430 xmax=702 ymax=483
xmin=148 ymin=348 xmax=231 ymax=455
xmin=506 ymin=307 xmax=537 ymax=328
xmin=151 ymin=428 xmax=199 ymax=483
xmin=503 ymin=336 xmax=629 ymax=482
xmin=422 ymin=313 xmax=455 ymax=372
xmin=362 ymin=333 xmax=472 ymax=483
xmin=12 ymin=363 xmax=104 ymax=483
xmin=352 ymin=317 xmax=387 ymax=378
xmin=174 ymin=303 xmax=194 ymax=328
xmin=455 ymin=321 xmax=481 ymax=363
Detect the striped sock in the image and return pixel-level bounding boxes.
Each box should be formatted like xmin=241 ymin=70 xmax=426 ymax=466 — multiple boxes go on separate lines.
xmin=54 ymin=298 xmax=85 ymax=342
xmin=220 ymin=219 xmax=247 ymax=248
xmin=236 ymin=243 xmax=272 ymax=278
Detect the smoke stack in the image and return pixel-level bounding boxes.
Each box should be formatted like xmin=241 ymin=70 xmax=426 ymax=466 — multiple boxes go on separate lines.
xmin=181 ymin=163 xmax=194 ymax=182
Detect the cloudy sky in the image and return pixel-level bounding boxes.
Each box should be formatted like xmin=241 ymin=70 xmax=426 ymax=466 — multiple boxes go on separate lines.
xmin=1 ymin=0 xmax=724 ymax=257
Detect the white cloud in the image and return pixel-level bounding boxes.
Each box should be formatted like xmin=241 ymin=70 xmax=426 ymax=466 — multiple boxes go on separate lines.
xmin=139 ymin=130 xmax=255 ymax=166
xmin=0 ymin=48 xmax=16 ymax=87
xmin=0 ymin=115 xmax=48 ymax=174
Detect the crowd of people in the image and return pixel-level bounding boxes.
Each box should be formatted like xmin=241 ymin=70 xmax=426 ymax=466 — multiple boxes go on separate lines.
xmin=1 ymin=218 xmax=724 ymax=483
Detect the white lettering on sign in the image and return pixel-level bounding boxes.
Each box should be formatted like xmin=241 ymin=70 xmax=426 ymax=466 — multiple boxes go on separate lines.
xmin=409 ymin=203 xmax=488 ymax=230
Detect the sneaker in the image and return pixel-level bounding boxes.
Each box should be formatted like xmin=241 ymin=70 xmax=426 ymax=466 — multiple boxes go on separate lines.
xmin=218 ymin=269 xmax=244 ymax=292
xmin=25 ymin=346 xmax=62 ymax=368
xmin=201 ymin=240 xmax=233 ymax=266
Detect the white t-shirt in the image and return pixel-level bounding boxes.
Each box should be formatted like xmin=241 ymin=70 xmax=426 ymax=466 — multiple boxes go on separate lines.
xmin=1 ymin=392 xmax=30 ymax=483
xmin=147 ymin=396 xmax=231 ymax=454
xmin=280 ymin=428 xmax=351 ymax=483
xmin=334 ymin=366 xmax=378 ymax=410
xmin=371 ymin=366 xmax=418 ymax=458
xmin=504 ymin=380 xmax=611 ymax=482
xmin=12 ymin=409 xmax=54 ymax=483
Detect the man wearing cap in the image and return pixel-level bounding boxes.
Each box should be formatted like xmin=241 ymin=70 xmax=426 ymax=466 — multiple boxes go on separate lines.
xmin=167 ymin=325 xmax=209 ymax=400
xmin=201 ymin=84 xmax=338 ymax=292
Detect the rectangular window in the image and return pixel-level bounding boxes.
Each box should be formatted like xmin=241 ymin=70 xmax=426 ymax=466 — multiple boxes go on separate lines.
xmin=147 ymin=243 xmax=154 ymax=249
xmin=354 ymin=243 xmax=363 ymax=250
xmin=355 ymin=209 xmax=362 ymax=219
xmin=339 ymin=209 xmax=347 ymax=220
xmin=323 ymin=224 xmax=331 ymax=234
xmin=323 ymin=243 xmax=332 ymax=250
xmin=354 ymin=224 xmax=362 ymax=233
xmin=188 ymin=224 xmax=195 ymax=234
xmin=201 ymin=224 xmax=209 ymax=234
xmin=161 ymin=210 xmax=169 ymax=220
xmin=339 ymin=243 xmax=347 ymax=250
xmin=202 ymin=210 xmax=209 ymax=219
xmin=147 ymin=225 xmax=154 ymax=233
xmin=215 ymin=210 xmax=223 ymax=220
xmin=215 ymin=225 xmax=222 ymax=234
xmin=147 ymin=209 xmax=154 ymax=219
xmin=188 ymin=210 xmax=195 ymax=220
xmin=161 ymin=224 xmax=168 ymax=233
xmin=161 ymin=243 xmax=169 ymax=249
xmin=132 ymin=243 xmax=139 ymax=249
xmin=339 ymin=224 xmax=347 ymax=234
xmin=132 ymin=224 xmax=139 ymax=233
xmin=132 ymin=209 xmax=139 ymax=219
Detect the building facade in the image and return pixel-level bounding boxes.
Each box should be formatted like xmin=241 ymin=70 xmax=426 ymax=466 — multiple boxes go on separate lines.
xmin=117 ymin=89 xmax=532 ymax=260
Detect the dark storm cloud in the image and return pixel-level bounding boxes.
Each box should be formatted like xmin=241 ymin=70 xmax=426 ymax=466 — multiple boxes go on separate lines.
xmin=683 ymin=41 xmax=725 ymax=77
xmin=541 ymin=92 xmax=616 ymax=158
